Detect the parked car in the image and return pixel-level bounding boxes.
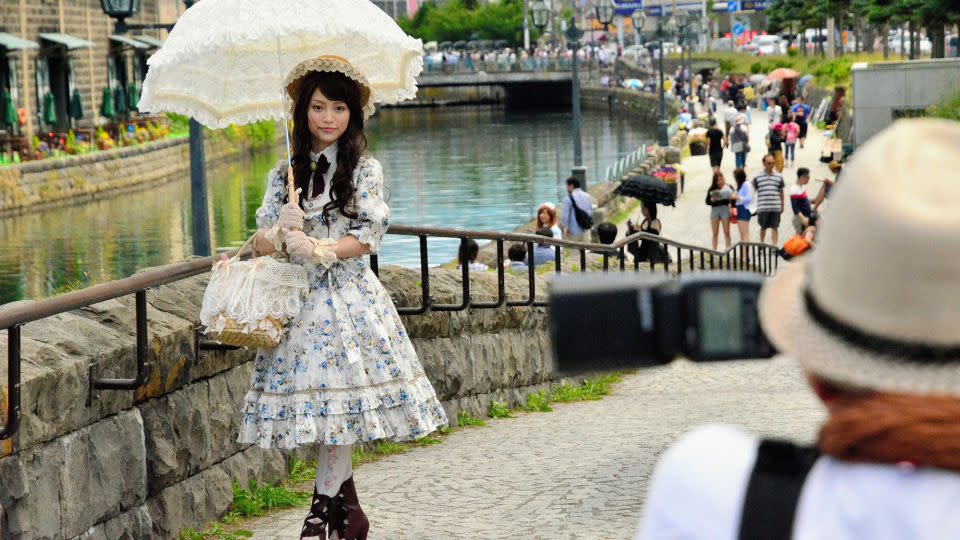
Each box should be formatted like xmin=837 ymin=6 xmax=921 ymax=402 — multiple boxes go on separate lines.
xmin=644 ymin=41 xmax=682 ymax=56
xmin=622 ymin=44 xmax=650 ymax=60
xmin=755 ymin=35 xmax=785 ymax=56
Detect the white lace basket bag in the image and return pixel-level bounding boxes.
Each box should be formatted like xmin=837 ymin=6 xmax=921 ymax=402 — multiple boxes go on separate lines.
xmin=199 ymin=233 xmax=309 ymax=349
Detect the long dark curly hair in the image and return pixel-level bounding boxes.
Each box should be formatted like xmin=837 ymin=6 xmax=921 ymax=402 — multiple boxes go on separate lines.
xmin=286 ymin=71 xmax=367 ymax=222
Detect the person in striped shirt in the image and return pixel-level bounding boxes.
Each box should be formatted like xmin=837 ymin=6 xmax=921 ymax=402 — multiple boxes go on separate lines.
xmin=752 ymin=154 xmax=786 ymax=246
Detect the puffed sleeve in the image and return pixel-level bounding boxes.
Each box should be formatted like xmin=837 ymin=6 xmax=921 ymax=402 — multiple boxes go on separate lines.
xmin=254 ymin=160 xmax=287 ymax=229
xmin=346 ymin=156 xmax=391 ymax=254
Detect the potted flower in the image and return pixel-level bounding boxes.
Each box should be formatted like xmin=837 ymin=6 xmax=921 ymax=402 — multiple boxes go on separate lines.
xmin=687 ymin=128 xmax=708 ymax=156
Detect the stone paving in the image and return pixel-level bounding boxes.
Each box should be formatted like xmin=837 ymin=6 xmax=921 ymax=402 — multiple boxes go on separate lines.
xmin=245 ymin=104 xmax=836 ymax=539
xmin=246 ymin=358 xmax=825 ymax=539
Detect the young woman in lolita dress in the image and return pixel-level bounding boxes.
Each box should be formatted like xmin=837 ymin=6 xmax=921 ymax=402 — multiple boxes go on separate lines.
xmin=242 ymin=61 xmax=448 ymax=540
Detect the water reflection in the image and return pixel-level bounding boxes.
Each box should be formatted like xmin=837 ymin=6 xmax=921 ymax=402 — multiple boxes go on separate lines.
xmin=0 ymin=106 xmax=653 ymax=303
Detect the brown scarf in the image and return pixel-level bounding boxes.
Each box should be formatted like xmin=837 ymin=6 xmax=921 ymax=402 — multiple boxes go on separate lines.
xmin=819 ymin=392 xmax=960 ymax=473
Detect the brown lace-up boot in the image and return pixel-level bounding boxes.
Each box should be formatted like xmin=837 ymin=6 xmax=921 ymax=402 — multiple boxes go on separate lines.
xmin=301 ymin=487 xmax=333 ymax=540
xmin=330 ymin=476 xmax=369 ymax=540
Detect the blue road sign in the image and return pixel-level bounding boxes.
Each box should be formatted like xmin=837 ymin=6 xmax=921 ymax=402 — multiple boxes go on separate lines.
xmin=727 ymin=1 xmax=740 ymax=12
xmin=613 ymin=0 xmax=644 ymax=17
xmin=732 ymin=23 xmax=744 ymax=36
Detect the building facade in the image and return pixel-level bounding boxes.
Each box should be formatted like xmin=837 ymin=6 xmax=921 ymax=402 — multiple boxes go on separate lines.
xmin=0 ymin=0 xmax=183 ymax=141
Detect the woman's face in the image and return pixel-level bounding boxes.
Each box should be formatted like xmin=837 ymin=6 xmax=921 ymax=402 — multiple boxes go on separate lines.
xmin=307 ymin=88 xmax=350 ymax=149
xmin=538 ymin=208 xmax=549 ymax=225
xmin=642 ymin=206 xmax=650 ymax=218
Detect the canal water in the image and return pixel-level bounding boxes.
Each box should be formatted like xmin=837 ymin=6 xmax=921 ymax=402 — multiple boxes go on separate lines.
xmin=0 ymin=106 xmax=654 ymax=303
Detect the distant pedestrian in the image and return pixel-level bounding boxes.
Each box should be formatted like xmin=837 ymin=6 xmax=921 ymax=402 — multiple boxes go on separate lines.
xmin=597 ymin=222 xmax=618 ymax=246
xmin=791 ymin=96 xmax=811 ymax=148
xmin=706 ymin=118 xmax=726 ymax=172
xmin=627 ymin=200 xmax=669 ymax=265
xmin=457 ymin=238 xmax=489 ymax=272
xmin=766 ymin=97 xmax=781 ymax=125
xmin=561 ymin=177 xmax=594 ymax=242
xmin=752 ymin=154 xmax=786 ymax=246
xmin=813 ymin=161 xmax=843 ymax=212
xmin=789 ymin=167 xmax=813 ymax=233
xmin=783 ymin=116 xmax=800 ymax=168
xmin=730 ymin=167 xmax=754 ymax=243
xmin=767 ymin=122 xmax=785 ymax=172
xmin=506 ymin=243 xmax=529 ymax=272
xmin=529 ymin=227 xmax=556 ymax=266
xmin=536 ymin=202 xmax=563 ymax=239
xmin=729 ymin=115 xmax=750 ymax=169
xmin=706 ymin=171 xmax=735 ymax=250
xmin=723 ymin=101 xmax=737 ymax=138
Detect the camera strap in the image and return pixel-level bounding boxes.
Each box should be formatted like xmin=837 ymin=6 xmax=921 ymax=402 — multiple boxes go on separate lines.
xmin=737 ymin=439 xmax=820 ymax=540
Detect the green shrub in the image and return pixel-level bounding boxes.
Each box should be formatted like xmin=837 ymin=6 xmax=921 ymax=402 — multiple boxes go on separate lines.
xmin=457 ymin=410 xmax=486 ymax=427
xmin=166 ymin=113 xmax=190 ymax=135
xmin=524 ymin=390 xmax=553 ymax=412
xmin=718 ymin=58 xmax=736 ymax=72
xmin=787 ymin=48 xmax=798 ymax=57
xmin=488 ymin=401 xmax=514 ymax=419
xmin=928 ymin=86 xmax=960 ymax=121
xmin=247 ymin=120 xmax=277 ymax=148
xmin=749 ymin=61 xmax=764 ymax=74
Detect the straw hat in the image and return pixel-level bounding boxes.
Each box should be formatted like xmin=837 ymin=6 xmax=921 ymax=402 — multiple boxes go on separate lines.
xmin=759 ymin=119 xmax=960 ymax=397
xmin=285 ymin=55 xmax=375 ymax=119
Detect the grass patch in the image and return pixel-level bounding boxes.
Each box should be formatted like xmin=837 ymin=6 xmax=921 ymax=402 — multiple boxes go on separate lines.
xmin=287 ymin=457 xmax=316 ymax=484
xmin=695 ymin=51 xmax=891 ymax=90
xmin=524 ymin=390 xmax=553 ymax=413
xmin=457 ymin=410 xmax=487 ymax=427
xmin=488 ymin=400 xmax=515 ymax=419
xmin=549 ymin=373 xmax=626 ymax=403
xmin=608 ymin=200 xmax=641 ymax=225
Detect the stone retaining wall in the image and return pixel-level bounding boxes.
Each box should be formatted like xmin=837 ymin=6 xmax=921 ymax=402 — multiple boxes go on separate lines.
xmin=0 ymin=130 xmax=275 ymax=218
xmin=0 ymin=263 xmax=562 ymax=538
xmin=580 ymin=87 xmax=682 ymax=124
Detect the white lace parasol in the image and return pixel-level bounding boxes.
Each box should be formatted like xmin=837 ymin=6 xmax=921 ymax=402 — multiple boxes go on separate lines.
xmin=137 ymin=0 xmax=424 ymax=129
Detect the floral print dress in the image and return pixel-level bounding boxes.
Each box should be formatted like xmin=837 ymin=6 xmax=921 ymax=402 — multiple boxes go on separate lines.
xmin=238 ymin=154 xmax=448 ymax=450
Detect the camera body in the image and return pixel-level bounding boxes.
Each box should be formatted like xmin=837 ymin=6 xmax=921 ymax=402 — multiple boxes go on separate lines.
xmin=548 ymin=272 xmax=776 ymax=374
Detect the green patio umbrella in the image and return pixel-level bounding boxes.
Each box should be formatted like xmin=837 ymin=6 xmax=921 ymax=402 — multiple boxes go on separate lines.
xmin=42 ymin=92 xmax=57 ymax=126
xmin=114 ymin=86 xmax=127 ymax=115
xmin=126 ymin=82 xmax=140 ymax=113
xmin=100 ymin=87 xmax=115 ymax=120
xmin=70 ymin=88 xmax=84 ymax=121
xmin=1 ymin=92 xmax=15 ymax=127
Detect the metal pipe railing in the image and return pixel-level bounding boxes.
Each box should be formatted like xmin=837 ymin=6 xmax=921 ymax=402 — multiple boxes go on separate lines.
xmin=0 ymin=223 xmax=780 ymax=441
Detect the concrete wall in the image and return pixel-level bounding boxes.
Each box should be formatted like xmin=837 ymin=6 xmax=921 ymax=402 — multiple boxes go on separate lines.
xmin=0 ymin=264 xmax=564 ymax=538
xmin=581 ymin=87 xmax=681 ymax=125
xmin=852 ymin=58 xmax=960 ymax=145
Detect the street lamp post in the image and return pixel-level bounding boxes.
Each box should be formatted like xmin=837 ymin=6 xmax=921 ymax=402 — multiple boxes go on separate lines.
xmin=655 ymin=17 xmax=676 ymax=147
xmin=100 ymin=0 xmax=211 ymax=257
xmin=595 ymin=0 xmax=615 ymax=85
xmin=564 ymin=17 xmax=586 ymax=187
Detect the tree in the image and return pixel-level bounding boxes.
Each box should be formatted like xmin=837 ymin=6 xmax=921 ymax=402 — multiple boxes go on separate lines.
xmin=397 ymin=0 xmax=528 ymax=45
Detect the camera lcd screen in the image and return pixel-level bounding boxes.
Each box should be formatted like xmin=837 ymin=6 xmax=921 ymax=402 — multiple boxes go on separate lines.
xmin=698 ymin=287 xmax=744 ymax=356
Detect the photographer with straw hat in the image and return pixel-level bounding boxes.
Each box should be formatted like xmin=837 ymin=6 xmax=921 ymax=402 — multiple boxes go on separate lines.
xmin=636 ymin=119 xmax=960 ymax=540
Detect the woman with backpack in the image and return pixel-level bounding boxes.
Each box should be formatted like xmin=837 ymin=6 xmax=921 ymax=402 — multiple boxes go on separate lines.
xmin=728 ymin=168 xmax=754 ymax=244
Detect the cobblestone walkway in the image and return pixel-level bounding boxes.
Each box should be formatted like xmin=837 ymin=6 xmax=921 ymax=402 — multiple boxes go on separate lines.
xmin=246 ymin=357 xmax=825 ymax=539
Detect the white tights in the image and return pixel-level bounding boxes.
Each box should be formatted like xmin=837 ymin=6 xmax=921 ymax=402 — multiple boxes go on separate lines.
xmin=315 ymin=444 xmax=353 ymax=497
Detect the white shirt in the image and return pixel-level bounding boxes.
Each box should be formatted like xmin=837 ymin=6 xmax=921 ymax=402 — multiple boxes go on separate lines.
xmin=305 ymin=142 xmax=338 ymax=214
xmin=637 ymin=424 xmax=960 ymax=540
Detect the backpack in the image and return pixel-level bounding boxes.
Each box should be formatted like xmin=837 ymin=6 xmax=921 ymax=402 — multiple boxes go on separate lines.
xmin=569 ymin=194 xmax=594 ymax=230
xmin=782 ymin=235 xmax=812 ymax=257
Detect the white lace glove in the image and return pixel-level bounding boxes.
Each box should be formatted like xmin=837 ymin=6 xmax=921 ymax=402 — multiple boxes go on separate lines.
xmin=282 ymin=229 xmax=339 ymax=268
xmin=276 ymin=202 xmax=305 ymax=231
